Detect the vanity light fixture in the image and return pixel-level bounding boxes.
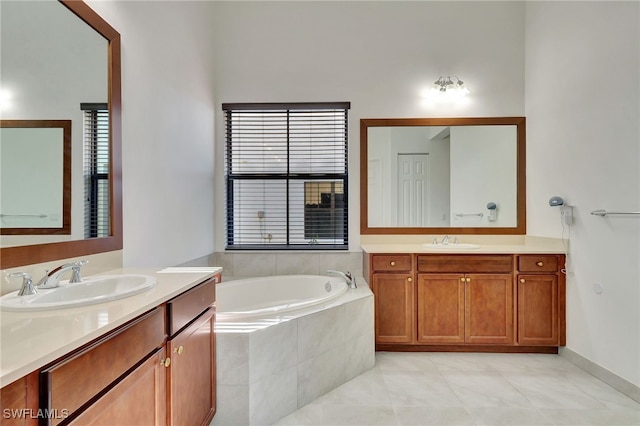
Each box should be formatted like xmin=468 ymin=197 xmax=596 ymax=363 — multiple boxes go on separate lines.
xmin=431 ymin=76 xmax=470 ymax=96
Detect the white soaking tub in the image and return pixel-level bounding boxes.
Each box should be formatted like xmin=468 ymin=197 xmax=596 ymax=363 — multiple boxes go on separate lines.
xmin=215 ymin=274 xmax=348 ymax=320
xmin=213 ymin=274 xmax=374 ymax=426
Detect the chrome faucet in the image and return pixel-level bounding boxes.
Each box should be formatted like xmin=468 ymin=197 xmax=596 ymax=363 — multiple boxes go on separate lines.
xmin=441 ymin=235 xmax=450 ymax=245
xmin=10 ymin=272 xmax=37 ymax=296
xmin=327 ymin=270 xmax=357 ymax=289
xmin=38 ymin=260 xmax=88 ymax=289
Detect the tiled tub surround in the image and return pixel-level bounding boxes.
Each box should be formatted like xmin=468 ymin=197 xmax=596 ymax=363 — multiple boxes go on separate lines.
xmin=212 ymin=279 xmax=374 ymax=426
xmin=211 ymin=251 xmax=364 ymax=278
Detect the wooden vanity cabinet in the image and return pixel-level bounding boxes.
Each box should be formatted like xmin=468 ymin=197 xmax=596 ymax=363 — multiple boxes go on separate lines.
xmin=25 ymin=273 xmax=219 ymax=426
xmin=40 ymin=306 xmax=166 ymax=426
xmin=417 ymin=255 xmax=513 ymax=345
xmin=368 ymin=255 xmax=415 ymax=343
xmin=166 ymin=276 xmax=217 ymax=426
xmin=366 ymin=251 xmax=564 ymax=352
xmin=517 ymin=255 xmax=565 ymax=346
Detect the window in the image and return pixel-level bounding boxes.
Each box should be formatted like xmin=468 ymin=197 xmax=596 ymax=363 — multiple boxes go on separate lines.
xmin=223 ymin=102 xmax=350 ymax=250
xmin=81 ymin=103 xmax=110 ymax=238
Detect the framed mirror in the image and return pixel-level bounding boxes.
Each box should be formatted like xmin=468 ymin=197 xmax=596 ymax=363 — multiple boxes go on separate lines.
xmin=1 ymin=120 xmax=71 ymax=235
xmin=0 ymin=1 xmax=122 ymax=268
xmin=360 ymin=117 xmax=525 ymax=235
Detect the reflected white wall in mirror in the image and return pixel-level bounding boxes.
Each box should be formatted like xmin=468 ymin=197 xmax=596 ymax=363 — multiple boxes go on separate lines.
xmin=0 ymin=0 xmax=107 ymax=247
xmin=367 ymin=125 xmax=517 ymax=228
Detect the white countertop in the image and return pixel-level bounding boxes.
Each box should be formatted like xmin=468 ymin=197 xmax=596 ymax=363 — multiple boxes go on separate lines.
xmin=0 ymin=266 xmax=222 ymax=387
xmin=361 ymin=240 xmax=566 ymax=254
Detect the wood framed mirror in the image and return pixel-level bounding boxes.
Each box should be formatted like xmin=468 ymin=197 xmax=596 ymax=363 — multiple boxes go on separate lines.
xmin=0 ymin=1 xmax=122 ymax=268
xmin=360 ymin=117 xmax=526 ymax=235
xmin=1 ymin=120 xmax=71 ymax=236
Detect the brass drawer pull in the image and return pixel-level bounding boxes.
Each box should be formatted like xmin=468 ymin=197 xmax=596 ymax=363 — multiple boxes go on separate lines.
xmin=407 ymin=277 xmax=412 ymax=282
xmin=390 ymin=261 xmax=396 ymax=266
xmin=520 ymin=278 xmax=526 ymax=283
xmin=536 ymin=261 xmax=544 ymax=267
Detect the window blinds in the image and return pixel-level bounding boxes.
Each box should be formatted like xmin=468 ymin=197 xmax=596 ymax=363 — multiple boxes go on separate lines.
xmin=81 ymin=103 xmax=110 ymax=238
xmin=223 ymin=102 xmax=350 ymax=250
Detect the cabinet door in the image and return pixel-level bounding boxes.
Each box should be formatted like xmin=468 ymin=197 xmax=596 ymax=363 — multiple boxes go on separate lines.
xmin=0 ymin=373 xmax=38 ymax=426
xmin=68 ymin=348 xmax=167 ymax=426
xmin=417 ymin=274 xmax=465 ymax=343
xmin=518 ymin=274 xmax=558 ymax=345
xmin=167 ymin=308 xmax=216 ymax=426
xmin=372 ymin=274 xmax=414 ymax=343
xmin=465 ymin=274 xmax=514 ymax=344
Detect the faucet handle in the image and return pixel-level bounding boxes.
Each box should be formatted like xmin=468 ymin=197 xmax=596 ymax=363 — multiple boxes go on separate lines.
xmin=347 ymin=272 xmax=357 ymax=288
xmin=36 ymin=269 xmax=50 ymax=287
xmin=10 ymin=272 xmax=37 ymax=296
xmin=69 ymin=260 xmax=89 ymax=283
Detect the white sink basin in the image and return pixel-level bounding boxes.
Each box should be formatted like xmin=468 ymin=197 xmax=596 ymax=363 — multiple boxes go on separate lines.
xmin=0 ymin=274 xmax=156 ymax=311
xmin=422 ymin=243 xmax=481 ymax=250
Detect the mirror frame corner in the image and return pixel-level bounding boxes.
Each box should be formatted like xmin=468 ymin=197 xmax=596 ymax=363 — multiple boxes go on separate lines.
xmin=359 ymin=116 xmax=526 ymax=235
xmin=0 ymin=0 xmax=122 ymax=269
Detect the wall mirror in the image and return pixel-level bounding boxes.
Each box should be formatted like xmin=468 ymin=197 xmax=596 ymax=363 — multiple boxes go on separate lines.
xmin=0 ymin=1 xmax=122 ymax=268
xmin=1 ymin=120 xmax=71 ymax=235
xmin=360 ymin=117 xmax=525 ymax=235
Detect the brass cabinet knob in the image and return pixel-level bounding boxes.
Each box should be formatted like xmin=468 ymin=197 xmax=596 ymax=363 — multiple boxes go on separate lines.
xmin=466 ymin=277 xmax=471 ymax=283
xmin=174 ymin=346 xmax=184 ymax=355
xmin=460 ymin=277 xmax=465 ymax=283
xmin=536 ymin=261 xmax=544 ymax=267
xmin=407 ymin=277 xmax=413 ymax=282
xmin=390 ymin=261 xmax=396 ymax=266
xmin=161 ymin=357 xmax=171 ymax=368
xmin=520 ymin=278 xmax=526 ymax=283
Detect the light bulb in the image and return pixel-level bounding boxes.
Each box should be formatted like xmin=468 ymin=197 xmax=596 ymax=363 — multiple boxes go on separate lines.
xmin=456 ymin=80 xmax=470 ymax=95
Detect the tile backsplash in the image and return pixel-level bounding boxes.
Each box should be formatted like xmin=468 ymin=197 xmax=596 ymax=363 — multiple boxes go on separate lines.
xmin=210 ymin=251 xmax=363 ymax=278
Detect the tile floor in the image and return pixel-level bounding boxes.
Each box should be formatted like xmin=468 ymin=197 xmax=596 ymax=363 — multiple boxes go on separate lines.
xmin=273 ymin=352 xmax=640 ymax=426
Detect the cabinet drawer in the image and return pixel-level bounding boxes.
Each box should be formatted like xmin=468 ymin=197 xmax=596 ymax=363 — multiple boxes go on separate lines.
xmin=167 ymin=275 xmax=217 ymax=336
xmin=372 ymin=255 xmax=412 ymax=272
xmin=417 ymin=255 xmax=513 ymax=273
xmin=41 ymin=307 xmax=166 ymax=424
xmin=518 ymin=255 xmax=558 ymax=272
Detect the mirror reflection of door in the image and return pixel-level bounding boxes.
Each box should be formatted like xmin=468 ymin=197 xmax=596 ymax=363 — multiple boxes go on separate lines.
xmin=397 ymin=154 xmax=429 ymax=227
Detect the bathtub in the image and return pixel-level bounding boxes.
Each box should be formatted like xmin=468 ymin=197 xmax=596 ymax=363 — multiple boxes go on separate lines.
xmin=216 ymin=275 xmax=348 ymax=320
xmin=213 ymin=274 xmax=375 ymax=426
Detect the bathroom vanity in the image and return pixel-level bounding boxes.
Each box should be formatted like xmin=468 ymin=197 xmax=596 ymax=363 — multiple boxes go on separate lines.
xmin=0 ymin=268 xmax=220 ymax=426
xmin=363 ymin=245 xmax=565 ymax=353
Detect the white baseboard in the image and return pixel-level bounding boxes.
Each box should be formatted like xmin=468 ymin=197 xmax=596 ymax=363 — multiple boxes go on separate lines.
xmin=559 ymin=347 xmax=640 ymax=403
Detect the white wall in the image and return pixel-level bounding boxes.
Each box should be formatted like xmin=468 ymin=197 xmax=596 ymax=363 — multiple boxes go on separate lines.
xmin=87 ymin=0 xmax=216 ymax=267
xmin=211 ymin=1 xmax=526 ymax=250
xmin=525 ymin=2 xmax=640 ymax=386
